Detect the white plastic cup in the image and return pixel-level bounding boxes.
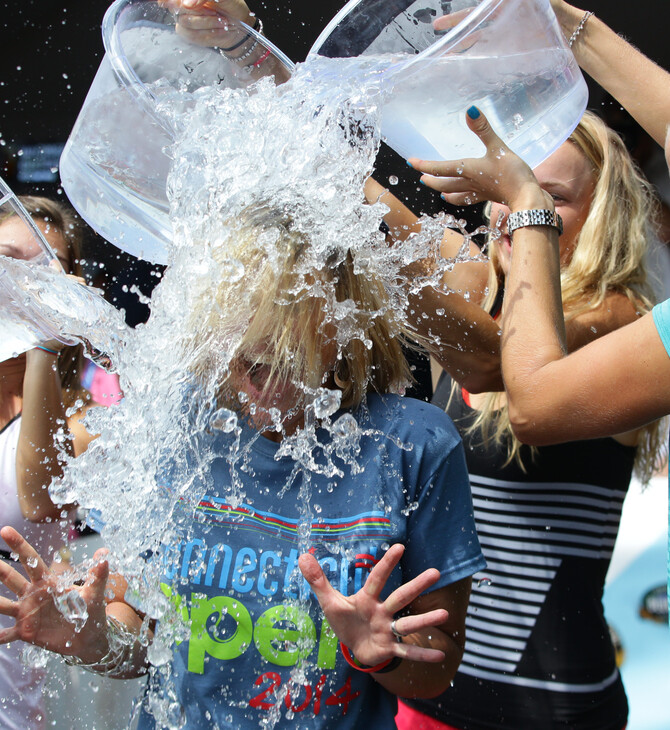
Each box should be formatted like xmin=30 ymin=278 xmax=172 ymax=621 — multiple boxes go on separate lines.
xmin=310 ymin=0 xmax=588 ymax=167
xmin=60 ymin=0 xmax=295 ymax=265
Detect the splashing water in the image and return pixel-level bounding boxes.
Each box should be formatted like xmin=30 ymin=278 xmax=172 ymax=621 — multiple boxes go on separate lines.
xmin=45 ymin=55 xmax=493 ymax=727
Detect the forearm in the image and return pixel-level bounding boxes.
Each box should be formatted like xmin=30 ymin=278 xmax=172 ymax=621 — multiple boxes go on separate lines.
xmin=364 ymin=177 xmax=421 ymax=242
xmin=500 ymin=202 xmax=567 ymax=437
xmin=373 ymin=627 xmax=462 ymax=698
xmin=407 ymin=266 xmax=503 ymax=392
xmin=555 ymin=2 xmax=670 ymax=145
xmin=16 ymin=349 xmax=73 ymax=522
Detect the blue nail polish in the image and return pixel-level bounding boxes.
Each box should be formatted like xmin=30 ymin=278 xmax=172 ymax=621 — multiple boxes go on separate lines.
xmin=467 ymin=106 xmax=480 ymax=120
xmin=406 ymin=160 xmax=414 ymax=168
xmin=419 ymin=179 xmax=426 ymax=186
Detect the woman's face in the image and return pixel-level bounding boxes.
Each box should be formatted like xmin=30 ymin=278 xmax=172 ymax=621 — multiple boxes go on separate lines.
xmin=228 ymin=318 xmax=339 ymax=438
xmin=490 ymin=140 xmax=597 ymax=276
xmin=0 ymin=217 xmax=71 ymax=272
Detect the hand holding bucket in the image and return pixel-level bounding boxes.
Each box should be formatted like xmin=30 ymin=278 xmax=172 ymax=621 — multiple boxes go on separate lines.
xmin=59 ymin=0 xmax=294 ymax=266
xmin=309 ymin=0 xmax=588 ymax=168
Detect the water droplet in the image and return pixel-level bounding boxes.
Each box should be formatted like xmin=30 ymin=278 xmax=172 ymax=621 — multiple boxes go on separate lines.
xmin=313 ymin=388 xmax=342 ymax=419
xmin=210 ymin=408 xmax=238 ymax=433
xmin=54 ymin=590 xmax=88 ymax=632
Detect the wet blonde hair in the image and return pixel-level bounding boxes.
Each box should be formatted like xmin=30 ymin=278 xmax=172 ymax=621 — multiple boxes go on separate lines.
xmin=192 ymin=204 xmax=412 ymax=412
xmin=465 ymin=111 xmax=666 ymax=483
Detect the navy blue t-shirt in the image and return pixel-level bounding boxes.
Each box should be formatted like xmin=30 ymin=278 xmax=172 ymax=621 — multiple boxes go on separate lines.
xmin=137 ymin=394 xmax=485 ymax=729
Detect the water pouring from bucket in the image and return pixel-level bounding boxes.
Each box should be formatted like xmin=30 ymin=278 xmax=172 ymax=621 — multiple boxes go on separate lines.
xmin=59 ymin=0 xmax=294 ymax=266
xmin=309 ymin=0 xmax=588 ymax=166
xmin=0 ymin=178 xmax=128 ymax=366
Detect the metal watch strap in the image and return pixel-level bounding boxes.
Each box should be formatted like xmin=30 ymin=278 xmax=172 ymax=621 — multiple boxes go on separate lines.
xmin=507 ymin=209 xmax=563 ymax=238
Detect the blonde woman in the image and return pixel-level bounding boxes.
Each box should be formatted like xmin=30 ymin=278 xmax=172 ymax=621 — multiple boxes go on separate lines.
xmin=0 ymin=204 xmax=484 ymax=729
xmin=398 ymin=111 xmax=665 ymax=730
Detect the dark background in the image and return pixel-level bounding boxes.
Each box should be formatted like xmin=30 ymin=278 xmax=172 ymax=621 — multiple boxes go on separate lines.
xmin=0 ymin=0 xmax=667 ymax=323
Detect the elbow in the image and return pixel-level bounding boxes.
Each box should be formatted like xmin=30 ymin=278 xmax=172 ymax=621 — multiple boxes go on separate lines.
xmin=507 ymin=400 xmax=554 ymax=446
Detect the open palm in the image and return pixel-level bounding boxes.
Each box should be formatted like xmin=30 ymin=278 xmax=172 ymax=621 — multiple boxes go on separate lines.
xmin=0 ymin=526 xmax=110 ymax=663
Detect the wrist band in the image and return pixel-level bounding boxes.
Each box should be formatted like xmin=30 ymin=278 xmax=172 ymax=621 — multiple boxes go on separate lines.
xmin=507 ymin=209 xmax=563 ymax=239
xmin=340 ymin=643 xmax=402 ymax=674
xmin=248 ymin=48 xmax=272 ymax=69
xmin=218 ymin=16 xmax=262 ymax=53
xmin=63 ymin=615 xmax=139 ymax=677
xmin=568 ymin=10 xmax=593 ymax=48
xmin=35 ymin=345 xmax=59 ymax=355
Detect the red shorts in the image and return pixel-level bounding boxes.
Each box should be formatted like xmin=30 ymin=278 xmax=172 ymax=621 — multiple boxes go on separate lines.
xmin=396 ymin=701 xmax=627 ymax=730
xmin=395 ymin=701 xmax=461 ymax=730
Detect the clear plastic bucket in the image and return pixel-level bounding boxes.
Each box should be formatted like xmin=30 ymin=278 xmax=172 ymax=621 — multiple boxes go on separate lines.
xmin=309 ymin=0 xmax=588 ymax=168
xmin=60 ymin=0 xmax=294 ymax=265
xmin=0 ymin=178 xmax=73 ymax=363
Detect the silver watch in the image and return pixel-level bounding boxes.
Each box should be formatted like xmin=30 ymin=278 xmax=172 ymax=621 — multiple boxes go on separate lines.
xmin=507 ymin=209 xmax=563 ymax=238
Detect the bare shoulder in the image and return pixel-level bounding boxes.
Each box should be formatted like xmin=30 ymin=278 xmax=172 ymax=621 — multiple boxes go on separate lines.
xmin=566 ymin=290 xmax=644 ymax=351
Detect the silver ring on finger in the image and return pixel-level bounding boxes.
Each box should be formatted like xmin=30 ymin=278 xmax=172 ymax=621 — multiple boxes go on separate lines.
xmin=390 ymin=619 xmax=405 ymax=642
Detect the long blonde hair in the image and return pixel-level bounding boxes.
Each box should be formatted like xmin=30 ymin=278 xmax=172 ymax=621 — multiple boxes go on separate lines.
xmin=466 ymin=111 xmax=666 ymax=483
xmin=192 ymin=204 xmax=413 ymax=412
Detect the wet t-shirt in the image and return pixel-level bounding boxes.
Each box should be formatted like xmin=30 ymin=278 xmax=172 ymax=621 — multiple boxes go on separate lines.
xmin=137 ymin=394 xmax=485 ymax=729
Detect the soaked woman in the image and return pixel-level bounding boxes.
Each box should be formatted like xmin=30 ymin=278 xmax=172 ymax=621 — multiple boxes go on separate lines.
xmin=0 ymin=203 xmax=485 ymax=728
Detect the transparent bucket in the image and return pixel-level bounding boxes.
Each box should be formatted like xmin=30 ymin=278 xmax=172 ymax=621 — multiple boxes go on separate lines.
xmin=309 ymin=0 xmax=588 ymax=167
xmin=60 ymin=0 xmax=295 ymax=265
xmin=0 ymin=178 xmax=73 ymax=363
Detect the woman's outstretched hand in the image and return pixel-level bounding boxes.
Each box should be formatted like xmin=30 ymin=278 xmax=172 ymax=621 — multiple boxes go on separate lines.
xmin=299 ymin=543 xmax=448 ymax=667
xmin=0 ymin=527 xmax=110 ymax=663
xmin=408 ymin=107 xmax=551 ymax=212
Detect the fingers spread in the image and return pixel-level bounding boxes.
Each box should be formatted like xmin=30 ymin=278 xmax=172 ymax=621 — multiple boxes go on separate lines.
xmin=419 ymin=175 xmax=476 ymax=194
xmin=0 ymin=560 xmax=28 ymax=598
xmin=392 ymin=608 xmax=449 ymax=636
xmin=384 ymin=567 xmax=441 ymax=615
xmin=362 ymin=543 xmax=404 ymax=600
xmin=298 ymin=553 xmax=335 ymax=605
xmin=0 ymin=596 xmax=18 ymax=617
xmin=408 ymin=159 xmax=468 ymax=178
xmin=1 ymin=528 xmax=49 ymax=584
xmin=395 ymin=642 xmax=446 ymax=664
xmin=465 ymin=106 xmax=501 ymax=150
xmin=82 ymin=559 xmax=110 ymax=609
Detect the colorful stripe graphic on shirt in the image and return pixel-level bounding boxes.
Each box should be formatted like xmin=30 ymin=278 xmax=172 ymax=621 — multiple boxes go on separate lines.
xmin=185 ymin=495 xmax=392 ymax=545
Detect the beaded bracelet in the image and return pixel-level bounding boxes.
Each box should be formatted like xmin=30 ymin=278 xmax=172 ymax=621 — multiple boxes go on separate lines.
xmin=219 ymin=17 xmax=263 ymax=55
xmin=247 ymin=48 xmax=272 ymax=70
xmin=340 ymin=643 xmax=402 ymax=674
xmin=568 ymin=10 xmax=593 ymax=48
